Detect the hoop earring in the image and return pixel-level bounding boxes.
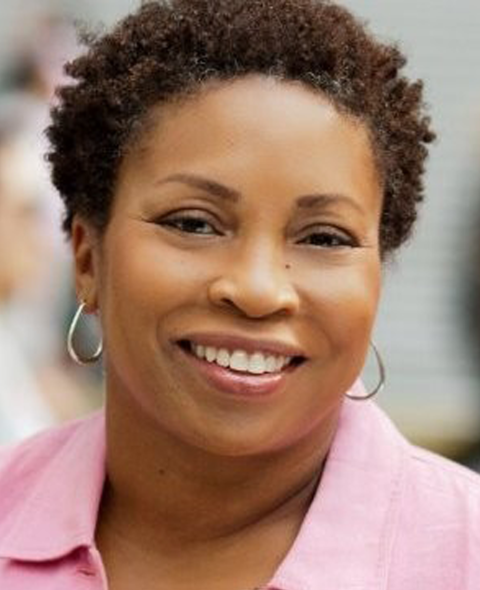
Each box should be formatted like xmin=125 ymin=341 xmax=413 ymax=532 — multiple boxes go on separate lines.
xmin=346 ymin=341 xmax=386 ymax=401
xmin=67 ymin=301 xmax=103 ymax=366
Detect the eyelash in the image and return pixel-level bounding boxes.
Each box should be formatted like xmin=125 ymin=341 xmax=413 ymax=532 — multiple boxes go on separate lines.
xmin=160 ymin=215 xmax=220 ymax=236
xmin=297 ymin=227 xmax=357 ymax=249
xmin=157 ymin=213 xmax=357 ymax=248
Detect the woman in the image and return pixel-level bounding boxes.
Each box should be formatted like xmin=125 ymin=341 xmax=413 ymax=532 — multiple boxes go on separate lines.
xmin=0 ymin=0 xmax=479 ymax=588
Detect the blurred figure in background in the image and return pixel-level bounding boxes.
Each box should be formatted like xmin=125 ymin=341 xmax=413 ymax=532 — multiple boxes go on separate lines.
xmin=1 ymin=12 xmax=80 ymax=257
xmin=0 ymin=108 xmax=53 ymax=441
xmin=0 ymin=97 xmax=99 ymax=444
xmin=0 ymin=14 xmax=101 ymax=444
xmin=2 ymin=12 xmax=79 ymax=100
xmin=0 ymin=100 xmax=60 ymax=442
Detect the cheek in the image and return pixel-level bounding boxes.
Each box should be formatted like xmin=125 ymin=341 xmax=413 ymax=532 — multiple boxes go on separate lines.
xmin=100 ymin=226 xmax=213 ymax=341
xmin=98 ymin=227 xmax=204 ymax=401
xmin=301 ymin=256 xmax=381 ymax=352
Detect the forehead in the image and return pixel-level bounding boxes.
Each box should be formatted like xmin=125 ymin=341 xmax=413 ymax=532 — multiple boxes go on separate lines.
xmin=119 ymin=76 xmax=380 ymax=202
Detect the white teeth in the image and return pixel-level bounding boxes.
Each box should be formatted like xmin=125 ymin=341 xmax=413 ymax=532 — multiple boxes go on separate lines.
xmin=265 ymin=356 xmax=277 ymax=373
xmin=229 ymin=350 xmax=249 ymax=372
xmin=205 ymin=346 xmax=217 ymax=362
xmin=249 ymin=352 xmax=267 ymax=374
xmin=190 ymin=343 xmax=294 ymax=375
xmin=216 ymin=348 xmax=230 ymax=367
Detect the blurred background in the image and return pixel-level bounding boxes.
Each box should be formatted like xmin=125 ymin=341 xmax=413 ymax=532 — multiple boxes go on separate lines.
xmin=0 ymin=0 xmax=480 ymax=465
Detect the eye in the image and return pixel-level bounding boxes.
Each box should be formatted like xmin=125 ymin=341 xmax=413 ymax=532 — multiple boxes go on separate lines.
xmin=298 ymin=227 xmax=357 ymax=248
xmin=158 ymin=213 xmax=221 ymax=236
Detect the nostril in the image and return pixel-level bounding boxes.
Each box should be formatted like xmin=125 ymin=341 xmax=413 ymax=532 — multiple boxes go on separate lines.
xmin=219 ymin=296 xmax=238 ymax=309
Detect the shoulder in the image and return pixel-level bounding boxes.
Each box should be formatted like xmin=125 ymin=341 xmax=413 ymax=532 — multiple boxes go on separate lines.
xmin=363 ymin=402 xmax=480 ymax=502
xmin=357 ymin=402 xmax=480 ymax=586
xmin=0 ymin=412 xmax=102 ymax=473
xmin=401 ymin=441 xmax=480 ymax=520
xmin=408 ymin=442 xmax=480 ymax=491
xmin=387 ymin=423 xmax=480 ymax=587
xmin=0 ymin=413 xmax=104 ymax=533
xmin=370 ymin=403 xmax=480 ymax=519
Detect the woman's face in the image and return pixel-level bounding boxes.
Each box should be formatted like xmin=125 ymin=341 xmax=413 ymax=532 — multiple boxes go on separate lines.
xmin=75 ymin=76 xmax=382 ymax=456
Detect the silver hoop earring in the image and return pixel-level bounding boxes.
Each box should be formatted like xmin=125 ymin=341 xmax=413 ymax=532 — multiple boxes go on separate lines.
xmin=67 ymin=301 xmax=103 ymax=366
xmin=346 ymin=341 xmax=386 ymax=401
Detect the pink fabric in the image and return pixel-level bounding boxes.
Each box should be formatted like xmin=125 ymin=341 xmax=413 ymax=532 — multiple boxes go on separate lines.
xmin=0 ymin=399 xmax=479 ymax=589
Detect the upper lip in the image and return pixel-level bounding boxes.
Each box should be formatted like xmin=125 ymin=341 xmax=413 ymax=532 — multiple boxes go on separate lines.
xmin=177 ymin=332 xmax=307 ymax=359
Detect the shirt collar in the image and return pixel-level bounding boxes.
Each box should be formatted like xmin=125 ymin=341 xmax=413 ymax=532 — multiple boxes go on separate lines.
xmin=0 ymin=386 xmax=407 ymax=590
xmin=269 ymin=393 xmax=408 ymax=590
xmin=0 ymin=411 xmax=106 ymax=561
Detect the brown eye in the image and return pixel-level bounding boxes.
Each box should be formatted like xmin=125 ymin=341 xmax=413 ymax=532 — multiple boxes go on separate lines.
xmin=299 ymin=229 xmax=356 ymax=248
xmin=160 ymin=215 xmax=220 ymax=236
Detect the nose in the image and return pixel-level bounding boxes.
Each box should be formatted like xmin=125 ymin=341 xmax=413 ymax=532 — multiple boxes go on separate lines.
xmin=208 ymin=241 xmax=300 ymax=319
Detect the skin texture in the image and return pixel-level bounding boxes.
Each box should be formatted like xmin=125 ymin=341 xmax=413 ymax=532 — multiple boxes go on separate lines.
xmin=73 ymin=76 xmax=382 ymax=590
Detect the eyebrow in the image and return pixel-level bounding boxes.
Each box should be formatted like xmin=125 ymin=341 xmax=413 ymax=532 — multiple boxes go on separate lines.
xmin=156 ymin=173 xmax=240 ymax=202
xmin=156 ymin=172 xmax=363 ymax=214
xmin=296 ymin=193 xmax=365 ymax=215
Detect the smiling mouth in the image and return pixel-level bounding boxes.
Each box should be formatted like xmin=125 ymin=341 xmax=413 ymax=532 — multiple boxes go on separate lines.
xmin=178 ymin=340 xmax=305 ymax=376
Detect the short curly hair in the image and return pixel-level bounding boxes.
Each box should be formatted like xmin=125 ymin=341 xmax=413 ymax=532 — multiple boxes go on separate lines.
xmin=47 ymin=0 xmax=435 ymax=254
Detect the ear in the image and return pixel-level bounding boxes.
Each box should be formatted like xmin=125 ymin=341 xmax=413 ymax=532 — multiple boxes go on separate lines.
xmin=71 ymin=216 xmax=101 ymax=312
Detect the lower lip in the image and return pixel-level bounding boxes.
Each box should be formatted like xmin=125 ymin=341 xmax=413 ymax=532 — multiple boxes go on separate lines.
xmin=178 ymin=346 xmax=296 ymax=399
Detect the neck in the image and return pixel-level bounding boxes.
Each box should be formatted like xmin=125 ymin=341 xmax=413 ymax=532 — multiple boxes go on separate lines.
xmin=97 ymin=387 xmax=341 ymax=553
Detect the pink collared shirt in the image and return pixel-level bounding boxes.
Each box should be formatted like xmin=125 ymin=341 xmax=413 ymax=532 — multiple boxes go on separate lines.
xmin=1 ymin=399 xmax=480 ymax=589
